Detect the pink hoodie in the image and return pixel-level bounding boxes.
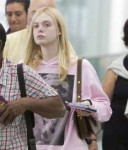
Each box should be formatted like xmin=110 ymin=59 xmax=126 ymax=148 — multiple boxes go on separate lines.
xmin=34 ymin=57 xmax=112 ymax=150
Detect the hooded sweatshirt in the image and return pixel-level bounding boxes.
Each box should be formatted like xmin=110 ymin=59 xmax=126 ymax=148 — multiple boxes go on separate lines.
xmin=33 ymin=56 xmax=112 ymax=150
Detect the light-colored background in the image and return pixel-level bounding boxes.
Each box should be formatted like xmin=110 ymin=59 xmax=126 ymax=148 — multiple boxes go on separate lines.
xmin=1 ymin=0 xmax=128 ymax=149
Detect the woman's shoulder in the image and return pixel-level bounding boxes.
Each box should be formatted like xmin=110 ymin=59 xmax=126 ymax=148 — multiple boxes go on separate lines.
xmin=108 ymin=55 xmax=128 ymax=79
xmin=82 ymin=58 xmax=93 ymax=66
xmin=110 ymin=55 xmax=126 ymax=67
xmin=71 ymin=57 xmax=94 ymax=68
xmin=82 ymin=58 xmax=97 ymax=73
xmin=70 ymin=58 xmax=96 ymax=75
xmin=108 ymin=55 xmax=126 ymax=72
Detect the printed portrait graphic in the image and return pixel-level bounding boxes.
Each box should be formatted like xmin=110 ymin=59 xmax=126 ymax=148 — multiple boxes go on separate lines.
xmin=34 ymin=73 xmax=74 ymax=145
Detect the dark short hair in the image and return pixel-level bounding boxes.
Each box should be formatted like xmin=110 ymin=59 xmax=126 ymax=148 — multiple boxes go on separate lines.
xmin=0 ymin=23 xmax=6 ymax=50
xmin=5 ymin=0 xmax=30 ymax=13
xmin=122 ymin=19 xmax=128 ymax=47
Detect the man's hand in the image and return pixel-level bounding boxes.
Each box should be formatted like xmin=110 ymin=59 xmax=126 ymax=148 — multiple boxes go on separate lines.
xmin=0 ymin=95 xmax=66 ymax=125
xmin=0 ymin=98 xmax=26 ymax=125
xmin=88 ymin=133 xmax=98 ymax=150
xmin=88 ymin=140 xmax=98 ymax=150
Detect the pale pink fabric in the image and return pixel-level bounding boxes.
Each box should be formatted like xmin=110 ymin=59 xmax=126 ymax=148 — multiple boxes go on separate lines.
xmin=34 ymin=57 xmax=112 ymax=150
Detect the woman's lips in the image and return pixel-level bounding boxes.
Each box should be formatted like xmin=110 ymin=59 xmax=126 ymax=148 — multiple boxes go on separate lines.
xmin=37 ymin=35 xmax=45 ymax=39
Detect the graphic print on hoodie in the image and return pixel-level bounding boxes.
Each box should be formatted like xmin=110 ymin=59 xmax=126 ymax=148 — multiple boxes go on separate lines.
xmin=34 ymin=73 xmax=74 ymax=145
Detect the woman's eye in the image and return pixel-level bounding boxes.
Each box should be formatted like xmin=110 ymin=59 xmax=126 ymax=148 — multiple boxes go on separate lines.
xmin=33 ymin=24 xmax=38 ymax=28
xmin=45 ymin=23 xmax=50 ymax=27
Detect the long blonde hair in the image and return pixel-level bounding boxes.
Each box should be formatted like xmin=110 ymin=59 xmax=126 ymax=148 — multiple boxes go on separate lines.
xmin=25 ymin=7 xmax=78 ymax=82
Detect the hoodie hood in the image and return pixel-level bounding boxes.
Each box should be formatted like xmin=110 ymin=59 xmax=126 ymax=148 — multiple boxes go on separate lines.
xmin=40 ymin=56 xmax=58 ymax=65
xmin=35 ymin=55 xmax=78 ymax=74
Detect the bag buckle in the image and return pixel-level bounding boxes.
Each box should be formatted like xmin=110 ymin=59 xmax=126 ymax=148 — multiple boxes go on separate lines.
xmin=77 ymin=114 xmax=82 ymax=120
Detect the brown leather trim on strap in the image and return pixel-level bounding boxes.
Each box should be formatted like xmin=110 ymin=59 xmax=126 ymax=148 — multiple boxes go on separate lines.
xmin=77 ymin=58 xmax=82 ymax=102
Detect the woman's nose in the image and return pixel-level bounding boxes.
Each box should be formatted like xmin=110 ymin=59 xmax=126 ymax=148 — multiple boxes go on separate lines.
xmin=38 ymin=26 xmax=44 ymax=33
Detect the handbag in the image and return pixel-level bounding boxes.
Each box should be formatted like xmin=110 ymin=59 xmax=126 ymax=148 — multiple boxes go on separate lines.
xmin=17 ymin=64 xmax=37 ymax=150
xmin=75 ymin=58 xmax=101 ymax=139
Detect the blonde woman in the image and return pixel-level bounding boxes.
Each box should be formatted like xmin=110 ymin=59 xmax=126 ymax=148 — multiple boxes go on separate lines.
xmin=25 ymin=7 xmax=112 ymax=150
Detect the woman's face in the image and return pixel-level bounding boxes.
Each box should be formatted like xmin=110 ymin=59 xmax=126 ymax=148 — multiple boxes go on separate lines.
xmin=33 ymin=13 xmax=58 ymax=47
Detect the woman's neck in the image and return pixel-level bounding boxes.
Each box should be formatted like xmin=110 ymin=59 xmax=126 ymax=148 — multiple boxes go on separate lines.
xmin=41 ymin=42 xmax=58 ymax=61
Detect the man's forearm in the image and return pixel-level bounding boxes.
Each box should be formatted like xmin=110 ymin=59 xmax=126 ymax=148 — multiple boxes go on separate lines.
xmin=0 ymin=95 xmax=66 ymax=125
xmin=23 ymin=95 xmax=66 ymax=118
